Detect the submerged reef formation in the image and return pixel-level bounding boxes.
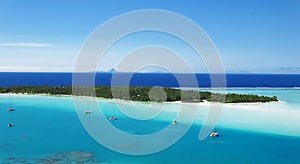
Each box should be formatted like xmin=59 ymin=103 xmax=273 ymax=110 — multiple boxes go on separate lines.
xmin=2 ymin=151 xmax=102 ymax=164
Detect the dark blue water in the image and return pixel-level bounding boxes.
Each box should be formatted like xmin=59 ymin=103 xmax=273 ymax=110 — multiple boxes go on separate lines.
xmin=0 ymin=72 xmax=300 ymax=87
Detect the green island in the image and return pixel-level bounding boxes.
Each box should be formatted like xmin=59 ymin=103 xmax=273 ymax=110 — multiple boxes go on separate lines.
xmin=0 ymin=86 xmax=278 ymax=103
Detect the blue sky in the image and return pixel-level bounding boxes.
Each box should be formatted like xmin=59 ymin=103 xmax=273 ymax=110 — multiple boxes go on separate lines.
xmin=0 ymin=0 xmax=299 ymax=73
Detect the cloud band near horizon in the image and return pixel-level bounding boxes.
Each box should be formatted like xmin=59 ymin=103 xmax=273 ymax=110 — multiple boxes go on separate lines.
xmin=0 ymin=43 xmax=54 ymax=48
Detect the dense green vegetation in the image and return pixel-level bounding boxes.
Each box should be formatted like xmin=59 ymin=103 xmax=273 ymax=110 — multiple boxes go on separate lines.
xmin=0 ymin=86 xmax=278 ymax=103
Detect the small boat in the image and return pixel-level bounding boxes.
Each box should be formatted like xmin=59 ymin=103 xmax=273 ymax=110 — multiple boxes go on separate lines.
xmin=173 ymin=120 xmax=177 ymax=125
xmin=84 ymin=110 xmax=92 ymax=114
xmin=210 ymin=131 xmax=219 ymax=137
xmin=109 ymin=116 xmax=117 ymax=121
xmin=7 ymin=107 xmax=15 ymax=112
xmin=85 ymin=102 xmax=92 ymax=114
xmin=8 ymin=123 xmax=14 ymax=127
xmin=7 ymin=100 xmax=15 ymax=111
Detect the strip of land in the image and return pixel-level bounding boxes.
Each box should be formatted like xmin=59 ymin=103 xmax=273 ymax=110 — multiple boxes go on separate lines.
xmin=0 ymin=86 xmax=278 ymax=103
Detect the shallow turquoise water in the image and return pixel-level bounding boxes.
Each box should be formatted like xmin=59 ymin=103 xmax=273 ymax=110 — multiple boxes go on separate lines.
xmin=0 ymin=89 xmax=300 ymax=163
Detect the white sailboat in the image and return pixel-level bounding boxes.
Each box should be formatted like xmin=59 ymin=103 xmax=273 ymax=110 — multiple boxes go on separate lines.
xmin=7 ymin=100 xmax=15 ymax=111
xmin=7 ymin=100 xmax=15 ymax=127
xmin=173 ymin=111 xmax=177 ymax=125
xmin=85 ymin=101 xmax=92 ymax=114
xmin=109 ymin=108 xmax=117 ymax=121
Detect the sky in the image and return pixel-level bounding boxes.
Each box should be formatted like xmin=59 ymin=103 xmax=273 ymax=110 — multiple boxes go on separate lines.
xmin=0 ymin=0 xmax=299 ymax=73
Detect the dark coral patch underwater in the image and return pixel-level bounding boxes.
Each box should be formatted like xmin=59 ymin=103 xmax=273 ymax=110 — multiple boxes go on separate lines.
xmin=2 ymin=151 xmax=102 ymax=164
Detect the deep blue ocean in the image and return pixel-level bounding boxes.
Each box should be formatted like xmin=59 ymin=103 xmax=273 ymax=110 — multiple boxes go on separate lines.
xmin=0 ymin=72 xmax=300 ymax=87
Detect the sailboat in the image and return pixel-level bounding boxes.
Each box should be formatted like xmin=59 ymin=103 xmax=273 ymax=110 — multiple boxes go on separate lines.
xmin=210 ymin=131 xmax=219 ymax=137
xmin=8 ymin=123 xmax=14 ymax=127
xmin=7 ymin=100 xmax=15 ymax=111
xmin=84 ymin=102 xmax=92 ymax=114
xmin=172 ymin=120 xmax=177 ymax=125
xmin=109 ymin=116 xmax=117 ymax=121
xmin=109 ymin=108 xmax=117 ymax=121
xmin=210 ymin=128 xmax=220 ymax=137
xmin=172 ymin=111 xmax=177 ymax=125
xmin=7 ymin=100 xmax=15 ymax=127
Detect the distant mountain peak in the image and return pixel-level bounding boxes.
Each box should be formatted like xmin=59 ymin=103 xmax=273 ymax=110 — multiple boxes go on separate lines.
xmin=108 ymin=68 xmax=116 ymax=73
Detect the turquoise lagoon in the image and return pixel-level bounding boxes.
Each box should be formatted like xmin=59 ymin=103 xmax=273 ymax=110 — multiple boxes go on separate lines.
xmin=0 ymin=89 xmax=300 ymax=163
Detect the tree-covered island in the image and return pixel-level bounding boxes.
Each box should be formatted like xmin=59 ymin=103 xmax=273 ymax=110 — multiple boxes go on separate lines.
xmin=0 ymin=86 xmax=278 ymax=103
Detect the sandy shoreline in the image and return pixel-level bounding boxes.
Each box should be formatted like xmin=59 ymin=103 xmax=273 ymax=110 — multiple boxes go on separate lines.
xmin=0 ymin=92 xmax=281 ymax=106
xmin=1 ymin=92 xmax=299 ymax=138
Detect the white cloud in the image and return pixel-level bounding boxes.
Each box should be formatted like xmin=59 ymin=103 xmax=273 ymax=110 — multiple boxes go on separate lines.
xmin=0 ymin=43 xmax=55 ymax=48
xmin=0 ymin=66 xmax=74 ymax=72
